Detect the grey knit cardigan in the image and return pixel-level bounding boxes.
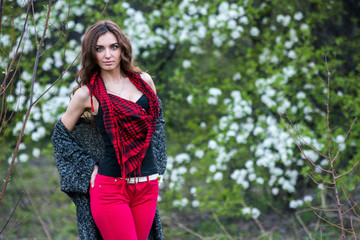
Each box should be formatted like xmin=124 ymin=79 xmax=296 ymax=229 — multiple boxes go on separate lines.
xmin=51 ymin=97 xmax=167 ymax=240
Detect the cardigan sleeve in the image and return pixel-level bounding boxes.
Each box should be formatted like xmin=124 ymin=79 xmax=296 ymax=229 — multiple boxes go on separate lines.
xmin=152 ymin=97 xmax=167 ymax=176
xmin=51 ymin=119 xmax=99 ymax=194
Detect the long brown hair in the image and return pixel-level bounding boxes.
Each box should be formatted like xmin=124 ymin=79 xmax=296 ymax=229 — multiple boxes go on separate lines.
xmin=73 ymin=21 xmax=141 ymax=93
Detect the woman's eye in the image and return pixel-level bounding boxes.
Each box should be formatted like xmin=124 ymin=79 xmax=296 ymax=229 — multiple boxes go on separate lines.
xmin=111 ymin=45 xmax=118 ymax=50
xmin=95 ymin=47 xmax=103 ymax=52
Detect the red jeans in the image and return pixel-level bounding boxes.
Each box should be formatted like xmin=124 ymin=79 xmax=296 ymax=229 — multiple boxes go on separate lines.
xmin=90 ymin=174 xmax=159 ymax=240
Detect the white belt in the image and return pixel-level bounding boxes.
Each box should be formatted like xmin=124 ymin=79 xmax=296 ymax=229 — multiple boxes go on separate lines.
xmin=125 ymin=173 xmax=159 ymax=184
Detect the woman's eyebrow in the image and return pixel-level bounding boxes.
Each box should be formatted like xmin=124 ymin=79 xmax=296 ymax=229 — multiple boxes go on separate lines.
xmin=96 ymin=42 xmax=119 ymax=47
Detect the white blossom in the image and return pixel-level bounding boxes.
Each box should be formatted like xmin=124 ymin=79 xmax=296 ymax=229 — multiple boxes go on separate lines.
xmin=209 ymin=164 xmax=216 ymax=173
xmin=13 ymin=121 xmax=23 ymax=135
xmin=289 ymin=199 xmax=303 ymax=209
xmin=294 ymin=12 xmax=303 ymax=21
xmin=190 ymin=187 xmax=197 ymax=196
xmin=19 ymin=153 xmax=28 ymax=162
xmin=296 ymin=91 xmax=306 ymax=99
xmin=335 ymin=135 xmax=345 ymax=143
xmin=189 ymin=166 xmax=198 ymax=174
xmin=283 ymin=66 xmax=296 ymax=78
xmin=181 ymin=58 xmax=192 ymax=69
xmin=232 ymin=72 xmax=241 ymax=81
xmin=250 ymin=27 xmax=260 ymax=37
xmin=239 ymin=16 xmax=248 ymax=24
xmin=192 ymin=200 xmax=200 ymax=208
xmin=242 ymin=181 xmax=249 ymax=189
xmin=303 ymin=149 xmax=319 ymax=162
xmin=209 ymin=87 xmax=222 ymax=97
xmin=175 ymin=153 xmax=190 ymax=164
xmin=272 ymin=187 xmax=279 ymax=195
xmin=251 ymin=208 xmax=261 ymax=219
xmin=256 ymin=178 xmax=264 ymax=184
xmin=284 ymin=40 xmax=293 ymax=49
xmin=213 ymin=172 xmax=223 ymax=181
xmin=177 ymin=166 xmax=187 ymax=175
xmin=195 ymin=149 xmax=204 ymax=159
xmin=173 ymin=197 xmax=189 ymax=208
xmin=208 ymin=15 xmax=217 ymax=28
xmin=287 ymin=50 xmax=297 ymax=59
xmin=248 ymin=173 xmax=256 ymax=181
xmin=227 ymin=20 xmax=237 ymax=29
xmin=238 ymin=6 xmax=245 ymax=16
xmin=304 ymin=195 xmax=313 ymax=202
xmin=24 ymin=120 xmax=35 ymax=134
xmin=21 ymin=71 xmax=32 ymax=81
xmin=242 ymin=207 xmax=251 ymax=215
xmin=19 ymin=143 xmax=26 ymax=150
xmin=32 ymin=148 xmax=41 ymax=158
xmin=207 ymin=96 xmax=218 ymax=105
xmin=282 ymin=15 xmax=291 ymax=26
xmin=186 ymin=95 xmax=193 ymax=104
xmin=300 ymin=23 xmax=309 ymax=31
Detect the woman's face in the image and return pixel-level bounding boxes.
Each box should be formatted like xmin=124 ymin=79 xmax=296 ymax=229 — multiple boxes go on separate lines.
xmin=95 ymin=32 xmax=121 ymax=72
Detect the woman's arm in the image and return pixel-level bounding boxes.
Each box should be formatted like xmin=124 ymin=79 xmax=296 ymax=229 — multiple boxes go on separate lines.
xmin=60 ymin=85 xmax=99 ymax=187
xmin=61 ymin=85 xmax=93 ymax=132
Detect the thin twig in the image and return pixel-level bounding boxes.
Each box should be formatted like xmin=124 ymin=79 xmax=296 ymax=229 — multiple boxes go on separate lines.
xmin=174 ymin=222 xmax=205 ymax=239
xmin=339 ymin=182 xmax=360 ymax=217
xmin=307 ymin=174 xmax=334 ymax=188
xmin=253 ymin=217 xmax=267 ymax=236
xmin=99 ymin=0 xmax=110 ymax=20
xmin=0 ymin=0 xmax=4 ymax=29
xmin=1 ymin=185 xmax=58 ymax=239
xmin=324 ymin=55 xmax=331 ymax=161
xmin=24 ymin=188 xmax=52 ymax=240
xmin=290 ymin=118 xmax=330 ymax=159
xmin=312 ymin=210 xmax=357 ymax=236
xmin=0 ymin=0 xmax=53 ymax=204
xmin=212 ymin=213 xmax=233 ymax=240
xmin=0 ymin=192 xmax=23 ymax=235
xmin=0 ymin=4 xmax=30 ymax=95
xmin=291 ymin=217 xmax=300 ymax=240
xmin=303 ymin=200 xmax=338 ymax=213
xmin=30 ymin=0 xmax=38 ymax=45
xmin=32 ymin=55 xmax=78 ymax=106
xmin=332 ymin=117 xmax=357 ymax=161
xmin=335 ymin=158 xmax=360 ymax=179
xmin=295 ymin=212 xmax=314 ymax=240
xmin=351 ymin=217 xmax=357 ymax=240
xmin=278 ymin=111 xmax=332 ymax=175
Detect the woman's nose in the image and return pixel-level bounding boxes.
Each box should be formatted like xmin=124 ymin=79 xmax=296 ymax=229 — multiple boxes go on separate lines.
xmin=105 ymin=48 xmax=111 ymax=58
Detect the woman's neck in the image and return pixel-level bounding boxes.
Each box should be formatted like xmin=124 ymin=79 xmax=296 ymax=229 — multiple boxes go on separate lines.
xmin=100 ymin=68 xmax=124 ymax=83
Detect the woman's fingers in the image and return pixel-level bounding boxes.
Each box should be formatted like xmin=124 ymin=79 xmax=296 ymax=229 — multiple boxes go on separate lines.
xmin=91 ymin=165 xmax=98 ymax=188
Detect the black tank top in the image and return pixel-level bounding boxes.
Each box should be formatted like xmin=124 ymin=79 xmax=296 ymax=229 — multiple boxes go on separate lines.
xmin=93 ymin=94 xmax=158 ymax=177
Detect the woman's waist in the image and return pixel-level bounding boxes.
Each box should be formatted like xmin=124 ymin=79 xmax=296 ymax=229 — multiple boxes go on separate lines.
xmin=96 ymin=173 xmax=159 ymax=184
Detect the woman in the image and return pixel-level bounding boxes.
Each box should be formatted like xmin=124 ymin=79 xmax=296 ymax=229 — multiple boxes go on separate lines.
xmin=54 ymin=21 xmax=166 ymax=240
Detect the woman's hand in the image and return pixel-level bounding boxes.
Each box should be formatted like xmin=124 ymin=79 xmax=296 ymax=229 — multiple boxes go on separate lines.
xmin=91 ymin=164 xmax=98 ymax=188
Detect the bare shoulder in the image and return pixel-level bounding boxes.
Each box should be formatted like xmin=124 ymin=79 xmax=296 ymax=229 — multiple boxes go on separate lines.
xmin=61 ymin=85 xmax=91 ymax=131
xmin=73 ymin=85 xmax=90 ymax=101
xmin=140 ymin=72 xmax=156 ymax=93
xmin=71 ymin=85 xmax=92 ymax=109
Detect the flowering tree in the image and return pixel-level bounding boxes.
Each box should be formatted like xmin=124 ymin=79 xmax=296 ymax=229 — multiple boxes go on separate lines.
xmin=1 ymin=0 xmax=360 ymax=238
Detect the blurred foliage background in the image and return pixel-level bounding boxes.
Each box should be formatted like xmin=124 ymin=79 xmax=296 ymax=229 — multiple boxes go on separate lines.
xmin=1 ymin=0 xmax=360 ymax=239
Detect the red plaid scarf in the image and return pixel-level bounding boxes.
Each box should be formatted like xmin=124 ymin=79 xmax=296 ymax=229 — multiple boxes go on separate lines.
xmin=87 ymin=71 xmax=159 ymax=179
